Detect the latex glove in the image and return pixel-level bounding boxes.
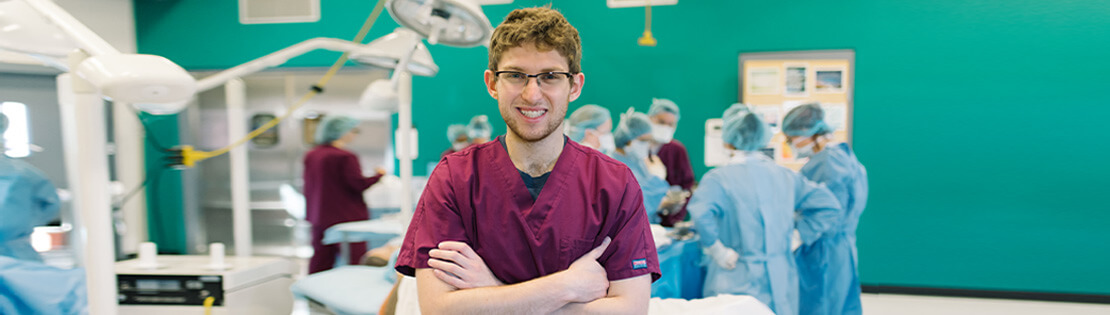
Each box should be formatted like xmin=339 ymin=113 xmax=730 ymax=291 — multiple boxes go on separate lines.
xmin=791 ymin=230 xmax=803 ymax=252
xmin=428 ymin=241 xmax=504 ymax=289
xmin=646 ymin=155 xmax=667 ymax=179
xmin=705 ymin=241 xmax=739 ymax=270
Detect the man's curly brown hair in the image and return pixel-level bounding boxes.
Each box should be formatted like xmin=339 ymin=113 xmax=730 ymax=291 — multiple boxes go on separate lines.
xmin=488 ymin=7 xmax=582 ymax=74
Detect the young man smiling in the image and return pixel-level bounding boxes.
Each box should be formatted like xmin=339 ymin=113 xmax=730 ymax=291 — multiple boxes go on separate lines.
xmin=395 ymin=7 xmax=660 ymax=314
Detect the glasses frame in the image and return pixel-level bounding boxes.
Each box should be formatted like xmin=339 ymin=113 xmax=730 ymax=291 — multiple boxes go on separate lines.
xmin=492 ymin=70 xmax=575 ymax=89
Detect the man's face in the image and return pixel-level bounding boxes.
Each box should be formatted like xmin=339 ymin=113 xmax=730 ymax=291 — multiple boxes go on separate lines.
xmin=484 ymin=44 xmax=585 ymax=142
xmin=650 ymin=112 xmax=678 ymax=128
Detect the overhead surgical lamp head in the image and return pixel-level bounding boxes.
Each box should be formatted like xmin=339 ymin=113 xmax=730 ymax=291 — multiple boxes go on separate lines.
xmin=353 ymin=28 xmax=440 ymax=112
xmin=74 ymin=54 xmax=197 ymax=115
xmin=386 ymin=0 xmax=493 ymax=47
xmin=350 ymin=28 xmax=439 ymax=77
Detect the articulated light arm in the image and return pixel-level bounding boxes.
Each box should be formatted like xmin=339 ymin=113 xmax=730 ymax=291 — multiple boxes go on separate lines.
xmin=196 ymin=38 xmax=369 ymax=92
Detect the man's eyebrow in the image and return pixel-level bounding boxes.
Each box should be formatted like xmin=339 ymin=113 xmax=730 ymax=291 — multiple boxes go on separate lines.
xmin=500 ymin=66 xmax=526 ymax=71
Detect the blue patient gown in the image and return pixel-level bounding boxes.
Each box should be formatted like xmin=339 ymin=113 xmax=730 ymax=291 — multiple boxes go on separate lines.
xmin=688 ymin=152 xmax=840 ymax=315
xmin=0 ymin=157 xmax=61 ymax=262
xmin=796 ymin=143 xmax=868 ymax=315
xmin=0 ymin=256 xmax=87 ymax=315
xmin=611 ymin=151 xmax=670 ymax=224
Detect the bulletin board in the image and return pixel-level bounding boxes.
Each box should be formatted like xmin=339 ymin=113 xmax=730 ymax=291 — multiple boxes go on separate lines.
xmin=739 ymin=51 xmax=854 ymax=170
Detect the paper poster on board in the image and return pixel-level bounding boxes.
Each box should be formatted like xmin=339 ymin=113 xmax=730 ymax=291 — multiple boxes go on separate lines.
xmin=815 ymin=67 xmax=846 ymax=93
xmin=750 ymin=104 xmax=783 ymax=132
xmin=784 ymin=63 xmax=808 ymax=97
xmin=747 ymin=67 xmax=780 ymax=95
xmin=821 ymin=103 xmax=848 ymax=131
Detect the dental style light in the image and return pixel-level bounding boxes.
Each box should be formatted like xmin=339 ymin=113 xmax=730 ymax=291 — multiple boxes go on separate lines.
xmin=385 ymin=0 xmax=493 ymax=47
xmin=351 ymin=27 xmax=439 ymax=111
xmin=74 ymin=54 xmax=197 ymax=114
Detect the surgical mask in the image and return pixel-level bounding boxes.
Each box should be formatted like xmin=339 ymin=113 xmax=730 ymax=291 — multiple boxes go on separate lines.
xmin=626 ymin=140 xmax=651 ymax=160
xmin=791 ymin=141 xmax=815 ymax=159
xmin=651 ymin=123 xmax=675 ymax=144
xmin=452 ymin=141 xmax=468 ymax=151
xmin=597 ymin=133 xmax=616 ymax=155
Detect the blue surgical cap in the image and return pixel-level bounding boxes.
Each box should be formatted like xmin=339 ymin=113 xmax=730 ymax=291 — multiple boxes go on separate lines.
xmin=723 ymin=112 xmax=771 ymax=151
xmin=446 ymin=124 xmax=468 ymax=142
xmin=613 ymin=109 xmax=653 ymax=148
xmin=782 ymin=103 xmax=832 ymax=137
xmin=566 ymin=105 xmax=612 ymax=142
xmin=647 ymin=98 xmax=680 ymax=121
xmin=467 ymin=115 xmax=492 ymax=139
xmin=315 ymin=115 xmax=360 ymax=144
xmin=722 ymin=103 xmax=751 ymax=122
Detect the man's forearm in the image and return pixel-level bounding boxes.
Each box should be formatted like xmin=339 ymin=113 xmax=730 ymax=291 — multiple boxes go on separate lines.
xmin=417 ymin=269 xmax=573 ymax=315
xmin=551 ymin=274 xmax=652 ymax=315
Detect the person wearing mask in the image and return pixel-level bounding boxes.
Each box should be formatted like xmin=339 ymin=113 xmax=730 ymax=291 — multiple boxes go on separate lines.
xmin=647 ymin=98 xmax=695 ymax=226
xmin=565 ymin=104 xmax=615 ymax=155
xmin=466 ymin=114 xmax=493 ymax=145
xmin=441 ymin=124 xmax=470 ymax=158
xmin=687 ymin=109 xmax=841 ymax=315
xmin=610 ymin=109 xmax=671 ymax=225
xmin=395 ymin=8 xmax=658 ymax=313
xmin=0 ymin=113 xmax=61 ymax=262
xmin=0 ymin=113 xmax=85 ymax=314
xmin=783 ymin=103 xmax=868 ymax=315
xmin=303 ymin=115 xmax=387 ymax=274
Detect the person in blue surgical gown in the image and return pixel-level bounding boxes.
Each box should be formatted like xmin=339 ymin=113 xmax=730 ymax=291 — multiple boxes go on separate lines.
xmin=610 ymin=109 xmax=670 ymax=224
xmin=565 ymin=104 xmax=615 ymax=155
xmin=0 ymin=113 xmax=87 ymax=314
xmin=783 ymin=103 xmax=868 ymax=315
xmin=0 ymin=114 xmax=61 ymax=262
xmin=687 ymin=109 xmax=841 ymax=315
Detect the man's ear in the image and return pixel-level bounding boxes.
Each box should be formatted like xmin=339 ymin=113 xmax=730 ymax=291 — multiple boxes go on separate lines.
xmin=484 ymin=70 xmax=498 ymax=99
xmin=568 ymin=72 xmax=585 ymax=102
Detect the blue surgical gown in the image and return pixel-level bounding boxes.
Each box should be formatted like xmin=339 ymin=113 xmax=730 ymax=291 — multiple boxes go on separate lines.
xmin=688 ymin=152 xmax=840 ymax=315
xmin=0 ymin=157 xmax=60 ymax=262
xmin=611 ymin=151 xmax=670 ymax=225
xmin=795 ymin=143 xmax=868 ymax=315
xmin=0 ymin=256 xmax=87 ymax=315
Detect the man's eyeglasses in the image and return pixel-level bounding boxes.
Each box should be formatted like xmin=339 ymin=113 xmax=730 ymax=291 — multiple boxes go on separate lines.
xmin=493 ymin=71 xmax=574 ymax=89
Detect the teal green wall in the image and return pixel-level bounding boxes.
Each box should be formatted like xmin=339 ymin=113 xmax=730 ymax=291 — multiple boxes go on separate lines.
xmin=138 ymin=113 xmax=188 ymax=254
xmin=135 ymin=0 xmax=1110 ymax=294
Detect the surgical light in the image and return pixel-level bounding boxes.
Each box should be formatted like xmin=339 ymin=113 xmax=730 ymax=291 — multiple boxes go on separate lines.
xmin=385 ymin=0 xmax=493 ymax=47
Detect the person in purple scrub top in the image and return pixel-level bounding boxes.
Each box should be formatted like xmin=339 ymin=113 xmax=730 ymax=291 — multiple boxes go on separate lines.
xmin=647 ymin=98 xmax=695 ymax=226
xmin=395 ymin=7 xmax=660 ymax=314
xmin=303 ymin=115 xmax=387 ymax=274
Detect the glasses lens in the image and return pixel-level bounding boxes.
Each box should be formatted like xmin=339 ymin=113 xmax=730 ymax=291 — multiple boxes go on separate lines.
xmin=538 ymin=73 xmax=568 ymax=87
xmin=498 ymin=72 xmax=526 ymax=85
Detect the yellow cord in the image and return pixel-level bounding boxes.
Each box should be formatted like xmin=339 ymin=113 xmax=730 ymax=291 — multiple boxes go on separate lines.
xmin=181 ymin=0 xmax=389 ymax=167
xmin=203 ymin=296 xmax=215 ymax=315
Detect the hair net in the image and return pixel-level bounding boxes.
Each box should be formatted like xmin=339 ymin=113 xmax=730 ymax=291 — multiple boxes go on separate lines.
xmin=722 ymin=103 xmax=751 ymax=122
xmin=782 ymin=103 xmax=832 ymax=137
xmin=613 ymin=108 xmax=653 ymax=148
xmin=647 ymin=98 xmax=680 ymax=120
xmin=446 ymin=124 xmax=468 ymax=142
xmin=566 ymin=105 xmax=612 ymax=142
xmin=467 ymin=115 xmax=493 ymax=139
xmin=723 ymin=112 xmax=771 ymax=151
xmin=315 ymin=115 xmax=360 ymax=144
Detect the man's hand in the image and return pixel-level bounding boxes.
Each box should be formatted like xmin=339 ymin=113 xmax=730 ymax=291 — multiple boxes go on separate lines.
xmin=428 ymin=241 xmax=504 ymax=289
xmin=374 ymin=167 xmax=388 ymax=176
xmin=559 ymin=237 xmax=612 ymax=303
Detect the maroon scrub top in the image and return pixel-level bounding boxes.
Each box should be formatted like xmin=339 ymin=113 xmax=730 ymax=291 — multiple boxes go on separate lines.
xmin=657 ymin=140 xmax=694 ymax=226
xmin=303 ymin=145 xmax=382 ymax=227
xmin=657 ymin=140 xmax=695 ymax=191
xmin=397 ymin=136 xmax=661 ymax=284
